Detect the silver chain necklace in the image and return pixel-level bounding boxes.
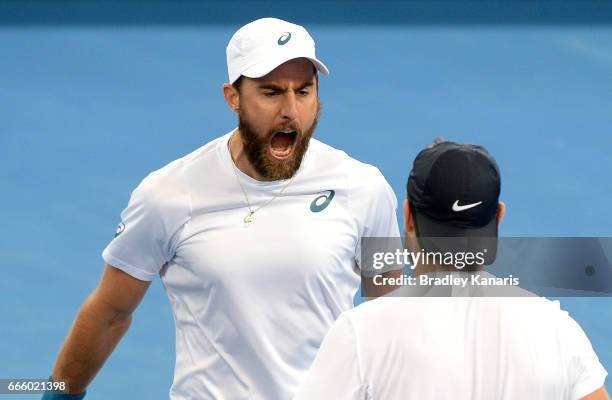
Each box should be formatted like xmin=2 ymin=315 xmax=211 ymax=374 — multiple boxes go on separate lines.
xmin=229 ymin=135 xmax=296 ymax=227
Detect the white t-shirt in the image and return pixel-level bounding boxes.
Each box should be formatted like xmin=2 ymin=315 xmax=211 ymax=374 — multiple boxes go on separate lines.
xmin=102 ymin=131 xmax=400 ymax=399
xmin=294 ymin=294 xmax=607 ymax=400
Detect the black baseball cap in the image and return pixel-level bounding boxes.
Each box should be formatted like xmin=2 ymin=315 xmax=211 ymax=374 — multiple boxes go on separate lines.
xmin=407 ymin=141 xmax=501 ymax=264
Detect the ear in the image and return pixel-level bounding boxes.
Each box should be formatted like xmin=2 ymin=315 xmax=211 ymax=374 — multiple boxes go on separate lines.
xmin=403 ymin=199 xmax=421 ymax=257
xmin=223 ymin=83 xmax=240 ymax=113
xmin=497 ymin=201 xmax=506 ymax=226
xmin=403 ymin=199 xmax=416 ymax=237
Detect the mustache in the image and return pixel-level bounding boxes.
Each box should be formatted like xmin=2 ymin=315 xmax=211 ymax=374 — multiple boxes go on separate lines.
xmin=268 ymin=124 xmax=301 ymax=136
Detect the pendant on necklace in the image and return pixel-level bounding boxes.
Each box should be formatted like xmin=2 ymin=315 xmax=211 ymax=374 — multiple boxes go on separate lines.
xmin=243 ymin=210 xmax=255 ymax=226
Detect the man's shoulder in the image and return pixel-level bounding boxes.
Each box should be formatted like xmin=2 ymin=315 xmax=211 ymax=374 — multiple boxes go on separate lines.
xmin=342 ymin=297 xmax=406 ymax=327
xmin=308 ymin=138 xmax=350 ymax=165
xmin=179 ymin=133 xmax=228 ymax=167
xmin=497 ymin=296 xmax=569 ymax=325
xmin=310 ymin=138 xmax=388 ymax=186
xmin=144 ymin=133 xmax=228 ymax=184
xmin=134 ymin=133 xmax=228 ymax=208
xmin=344 ymin=296 xmax=568 ymax=328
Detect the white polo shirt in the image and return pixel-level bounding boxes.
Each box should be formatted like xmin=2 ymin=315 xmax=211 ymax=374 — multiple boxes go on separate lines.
xmin=295 ymin=290 xmax=607 ymax=400
xmin=102 ymin=131 xmax=400 ymax=399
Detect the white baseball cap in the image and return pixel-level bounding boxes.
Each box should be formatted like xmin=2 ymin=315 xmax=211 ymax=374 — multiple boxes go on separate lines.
xmin=226 ymin=17 xmax=330 ymax=84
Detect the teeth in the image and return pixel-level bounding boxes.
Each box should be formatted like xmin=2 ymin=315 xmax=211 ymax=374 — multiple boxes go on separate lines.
xmin=278 ymin=129 xmax=295 ymax=134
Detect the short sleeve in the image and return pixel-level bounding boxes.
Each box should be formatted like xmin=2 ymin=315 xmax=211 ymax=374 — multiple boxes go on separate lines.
xmin=349 ymin=164 xmax=402 ymax=276
xmin=293 ymin=314 xmax=368 ymax=400
xmin=559 ymin=313 xmax=608 ymax=399
xmin=102 ymin=165 xmax=190 ymax=281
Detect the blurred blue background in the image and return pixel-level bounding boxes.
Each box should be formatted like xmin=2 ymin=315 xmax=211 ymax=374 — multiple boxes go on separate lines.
xmin=1 ymin=1 xmax=611 ymax=398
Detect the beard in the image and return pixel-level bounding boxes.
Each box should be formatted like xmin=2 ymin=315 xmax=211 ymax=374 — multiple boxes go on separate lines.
xmin=238 ymin=101 xmax=320 ymax=181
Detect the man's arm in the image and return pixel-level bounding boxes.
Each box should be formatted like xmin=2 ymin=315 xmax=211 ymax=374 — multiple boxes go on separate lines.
xmin=293 ymin=314 xmax=366 ymax=399
xmin=582 ymin=386 xmax=609 ymax=400
xmin=50 ymin=265 xmax=151 ymax=394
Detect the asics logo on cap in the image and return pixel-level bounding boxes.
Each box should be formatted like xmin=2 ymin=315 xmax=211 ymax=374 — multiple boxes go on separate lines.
xmin=452 ymin=200 xmax=482 ymax=212
xmin=277 ymin=32 xmax=291 ymax=45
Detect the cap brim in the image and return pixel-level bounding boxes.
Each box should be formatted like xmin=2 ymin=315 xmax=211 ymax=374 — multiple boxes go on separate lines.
xmin=241 ymin=54 xmax=330 ymax=80
xmin=414 ymin=212 xmax=499 ymax=265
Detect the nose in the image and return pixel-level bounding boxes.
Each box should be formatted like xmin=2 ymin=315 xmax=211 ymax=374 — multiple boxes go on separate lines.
xmin=280 ymin=92 xmax=299 ymax=121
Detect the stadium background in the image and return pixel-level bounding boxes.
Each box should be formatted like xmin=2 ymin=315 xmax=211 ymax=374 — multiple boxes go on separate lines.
xmin=1 ymin=1 xmax=611 ymax=398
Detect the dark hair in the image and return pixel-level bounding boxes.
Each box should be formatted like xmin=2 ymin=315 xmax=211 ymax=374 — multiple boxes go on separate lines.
xmin=232 ymin=76 xmax=244 ymax=93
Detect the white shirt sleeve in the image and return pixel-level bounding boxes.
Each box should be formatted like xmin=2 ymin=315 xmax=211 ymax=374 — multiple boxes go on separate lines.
xmin=349 ymin=163 xmax=402 ymax=276
xmin=102 ymin=165 xmax=190 ymax=281
xmin=294 ymin=314 xmax=369 ymax=400
xmin=559 ymin=312 xmax=608 ymax=399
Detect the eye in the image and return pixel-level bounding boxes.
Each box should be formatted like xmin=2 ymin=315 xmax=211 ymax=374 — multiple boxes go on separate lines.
xmin=298 ymin=89 xmax=310 ymax=96
xmin=263 ymin=91 xmax=280 ymax=97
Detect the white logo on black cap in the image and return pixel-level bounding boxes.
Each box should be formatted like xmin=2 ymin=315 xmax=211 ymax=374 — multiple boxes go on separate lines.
xmin=452 ymin=200 xmax=482 ymax=212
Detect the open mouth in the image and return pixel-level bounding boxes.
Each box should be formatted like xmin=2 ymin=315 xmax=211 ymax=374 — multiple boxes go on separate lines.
xmin=269 ymin=130 xmax=298 ymax=160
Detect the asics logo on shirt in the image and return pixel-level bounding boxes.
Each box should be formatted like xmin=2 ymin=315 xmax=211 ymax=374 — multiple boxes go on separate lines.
xmin=278 ymin=32 xmax=291 ymax=45
xmin=310 ymin=190 xmax=335 ymax=213
xmin=452 ymin=200 xmax=482 ymax=212
xmin=114 ymin=222 xmax=125 ymax=238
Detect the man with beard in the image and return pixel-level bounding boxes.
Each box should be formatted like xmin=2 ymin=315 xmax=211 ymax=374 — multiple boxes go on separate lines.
xmin=43 ymin=18 xmax=401 ymax=399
